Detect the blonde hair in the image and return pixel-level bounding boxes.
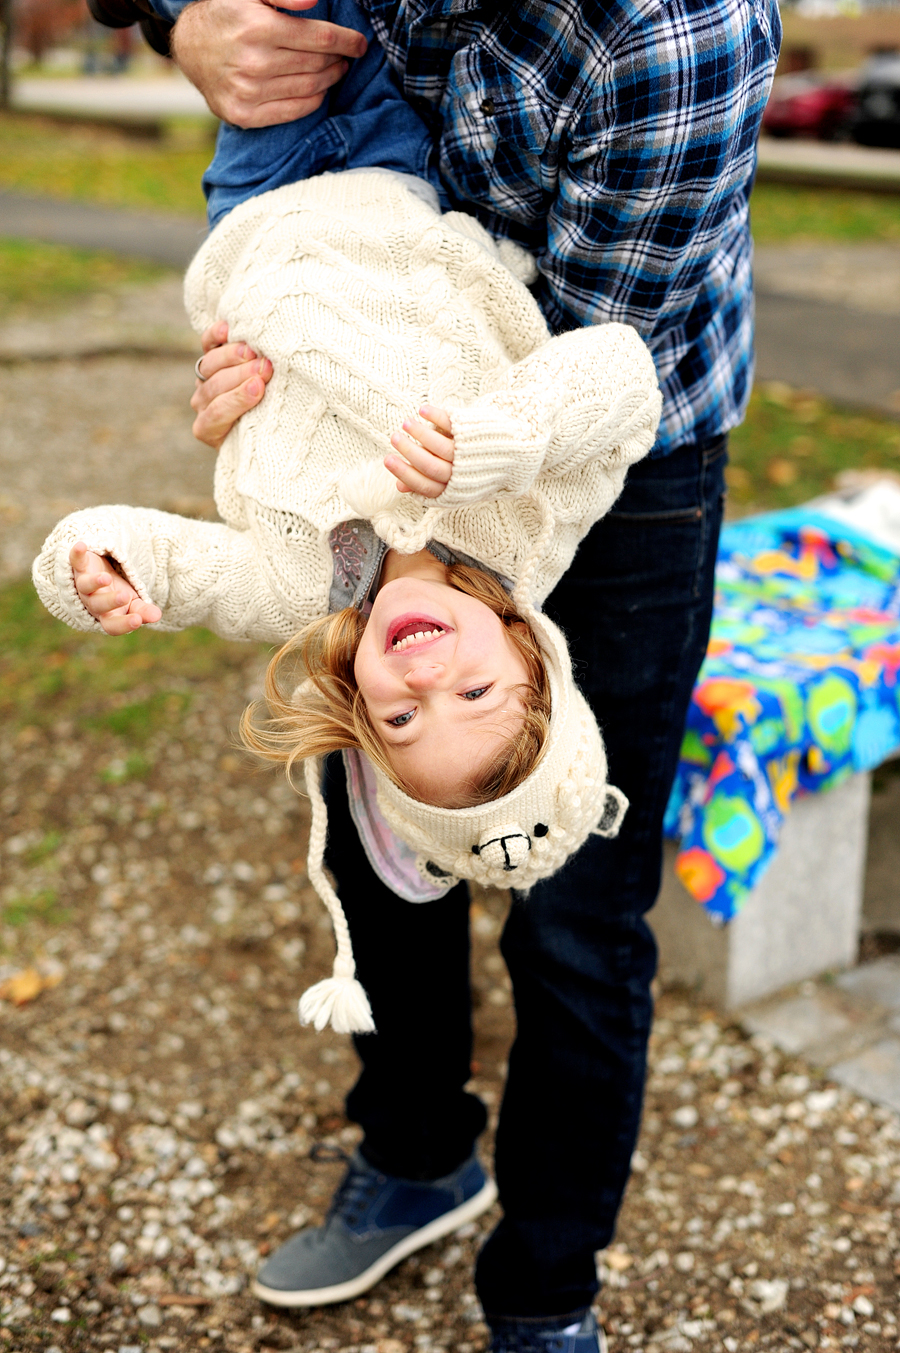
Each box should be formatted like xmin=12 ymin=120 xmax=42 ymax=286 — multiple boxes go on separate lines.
xmin=240 ymin=563 xmax=551 ymax=806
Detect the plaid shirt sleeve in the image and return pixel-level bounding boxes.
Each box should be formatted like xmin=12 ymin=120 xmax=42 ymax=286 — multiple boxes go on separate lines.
xmin=364 ymin=0 xmax=782 ymax=453
xmin=540 ymin=0 xmax=781 ymax=451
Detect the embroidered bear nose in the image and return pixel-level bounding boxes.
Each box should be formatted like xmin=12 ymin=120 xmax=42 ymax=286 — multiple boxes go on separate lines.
xmin=471 ymin=826 xmax=532 ymax=872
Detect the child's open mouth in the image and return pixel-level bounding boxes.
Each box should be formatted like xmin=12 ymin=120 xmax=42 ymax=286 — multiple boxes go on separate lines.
xmin=386 ymin=615 xmax=451 ymax=653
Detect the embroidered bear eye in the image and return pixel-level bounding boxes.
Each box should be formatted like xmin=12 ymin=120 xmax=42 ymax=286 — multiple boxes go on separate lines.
xmin=533 ymin=823 xmax=549 ymax=837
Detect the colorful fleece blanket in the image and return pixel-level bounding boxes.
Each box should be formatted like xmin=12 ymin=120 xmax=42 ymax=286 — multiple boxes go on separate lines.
xmin=664 ymin=509 xmax=900 ymax=922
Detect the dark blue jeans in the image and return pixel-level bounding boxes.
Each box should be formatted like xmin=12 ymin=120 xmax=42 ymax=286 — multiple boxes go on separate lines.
xmin=324 ymin=436 xmax=727 ymax=1322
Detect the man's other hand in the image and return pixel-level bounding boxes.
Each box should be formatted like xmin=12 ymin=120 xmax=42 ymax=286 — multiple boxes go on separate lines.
xmin=191 ymin=322 xmax=274 ymax=450
xmin=172 ymin=0 xmax=367 ymax=128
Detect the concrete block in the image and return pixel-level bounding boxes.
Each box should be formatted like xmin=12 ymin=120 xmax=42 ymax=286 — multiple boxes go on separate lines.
xmin=651 ymin=773 xmax=870 ymax=1009
xmin=829 ymin=1038 xmax=900 ymax=1115
xmin=836 ymin=955 xmax=900 ymax=1010
xmin=862 ymin=772 xmax=900 ymax=936
xmin=741 ymin=994 xmax=852 ymax=1055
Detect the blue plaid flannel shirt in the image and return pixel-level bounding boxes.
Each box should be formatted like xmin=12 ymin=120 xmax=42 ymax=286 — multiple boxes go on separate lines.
xmin=360 ymin=0 xmax=781 ymax=454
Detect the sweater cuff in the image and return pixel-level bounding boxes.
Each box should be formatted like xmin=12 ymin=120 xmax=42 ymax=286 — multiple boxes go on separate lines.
xmin=32 ymin=515 xmax=157 ymax=634
xmin=438 ymin=401 xmax=542 ymax=508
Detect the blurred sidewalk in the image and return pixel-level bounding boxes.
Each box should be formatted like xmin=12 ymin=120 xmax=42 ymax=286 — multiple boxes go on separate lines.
xmin=12 ymin=72 xmax=211 ymax=120
xmin=757 ymin=136 xmax=900 ymax=192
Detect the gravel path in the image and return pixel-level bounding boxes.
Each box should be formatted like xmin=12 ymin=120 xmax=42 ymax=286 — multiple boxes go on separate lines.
xmin=1 ymin=280 xmax=899 ymax=1353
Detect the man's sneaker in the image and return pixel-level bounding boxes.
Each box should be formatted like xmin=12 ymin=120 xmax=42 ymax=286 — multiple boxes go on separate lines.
xmin=253 ymin=1149 xmax=497 ymax=1307
xmin=490 ymin=1311 xmax=607 ymax=1353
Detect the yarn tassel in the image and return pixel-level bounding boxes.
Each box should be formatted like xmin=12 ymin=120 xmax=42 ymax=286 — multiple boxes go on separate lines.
xmin=298 ymin=758 xmax=376 ymax=1035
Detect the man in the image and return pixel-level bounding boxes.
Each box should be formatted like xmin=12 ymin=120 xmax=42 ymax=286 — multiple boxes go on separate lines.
xmin=90 ymin=2 xmax=780 ymax=1348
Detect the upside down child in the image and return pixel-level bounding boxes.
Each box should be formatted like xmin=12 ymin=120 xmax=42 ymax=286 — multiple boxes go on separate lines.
xmin=33 ymin=9 xmax=661 ymax=1036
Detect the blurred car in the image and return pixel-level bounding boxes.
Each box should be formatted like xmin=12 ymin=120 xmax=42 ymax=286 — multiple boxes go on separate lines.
xmin=762 ymin=71 xmax=858 ymax=141
xmin=851 ymin=54 xmax=900 ymax=148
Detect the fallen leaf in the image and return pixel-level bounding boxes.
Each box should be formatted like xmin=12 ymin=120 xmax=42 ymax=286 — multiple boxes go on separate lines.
xmin=157 ymin=1294 xmax=212 ymax=1307
xmin=1 ymin=969 xmax=44 ymax=1006
xmin=766 ymin=457 xmax=798 ymax=486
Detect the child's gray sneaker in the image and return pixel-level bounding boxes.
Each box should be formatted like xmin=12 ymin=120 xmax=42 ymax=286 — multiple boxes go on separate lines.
xmin=253 ymin=1149 xmax=497 ymax=1307
xmin=490 ymin=1311 xmax=607 ymax=1353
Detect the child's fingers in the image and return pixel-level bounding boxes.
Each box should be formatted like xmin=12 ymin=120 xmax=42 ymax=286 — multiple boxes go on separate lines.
xmin=400 ymin=413 xmax=455 ymax=462
xmin=384 ymin=451 xmax=447 ymax=499
xmin=389 ymin=430 xmax=453 ymax=486
xmin=418 ymin=404 xmax=453 ymax=440
xmin=99 ymin=607 xmax=145 ymax=637
xmin=69 ymin=541 xmax=107 ymax=577
xmin=127 ymin=598 xmax=162 ymax=625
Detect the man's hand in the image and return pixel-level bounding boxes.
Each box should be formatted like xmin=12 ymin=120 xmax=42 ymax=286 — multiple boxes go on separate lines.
xmin=70 ymin=542 xmax=162 ymax=636
xmin=172 ymin=0 xmax=367 ymax=129
xmin=386 ymin=406 xmax=455 ymax=498
xmin=191 ymin=321 xmax=274 ymax=450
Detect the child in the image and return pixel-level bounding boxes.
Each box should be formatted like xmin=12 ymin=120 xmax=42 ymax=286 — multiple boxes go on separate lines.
xmin=35 ymin=172 xmax=660 ymax=1034
xmin=149 ymin=0 xmax=444 ymax=228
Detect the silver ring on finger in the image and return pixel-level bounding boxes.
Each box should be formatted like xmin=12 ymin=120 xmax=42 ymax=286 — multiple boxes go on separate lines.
xmin=194 ymin=356 xmax=208 ymax=383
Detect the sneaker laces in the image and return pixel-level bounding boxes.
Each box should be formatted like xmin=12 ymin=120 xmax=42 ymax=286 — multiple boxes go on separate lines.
xmin=491 ymin=1319 xmax=589 ymax=1353
xmin=325 ymin=1152 xmax=385 ymax=1228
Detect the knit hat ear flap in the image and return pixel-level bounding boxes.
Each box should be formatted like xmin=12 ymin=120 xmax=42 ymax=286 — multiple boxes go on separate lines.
xmin=594 ymin=785 xmax=628 ymax=838
xmin=297 ymin=757 xmax=376 ymax=1035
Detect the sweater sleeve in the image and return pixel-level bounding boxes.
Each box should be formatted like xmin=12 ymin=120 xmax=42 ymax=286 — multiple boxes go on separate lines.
xmin=437 ymin=322 xmax=661 ymax=508
xmin=32 ymin=505 xmax=302 ymax=644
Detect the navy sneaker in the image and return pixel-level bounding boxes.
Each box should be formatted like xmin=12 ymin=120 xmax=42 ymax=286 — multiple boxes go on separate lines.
xmin=253 ymin=1149 xmax=497 ymax=1307
xmin=490 ymin=1311 xmax=607 ymax=1353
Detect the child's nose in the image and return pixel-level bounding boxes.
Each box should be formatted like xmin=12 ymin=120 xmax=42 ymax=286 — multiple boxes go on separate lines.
xmin=404 ymin=663 xmax=444 ymax=692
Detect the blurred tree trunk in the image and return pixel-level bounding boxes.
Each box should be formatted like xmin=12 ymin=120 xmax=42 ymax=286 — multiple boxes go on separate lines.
xmin=1 ymin=0 xmax=12 ymax=109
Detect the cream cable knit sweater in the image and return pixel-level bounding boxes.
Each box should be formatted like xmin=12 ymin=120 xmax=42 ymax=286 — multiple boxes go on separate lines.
xmin=33 ymin=172 xmax=661 ymax=642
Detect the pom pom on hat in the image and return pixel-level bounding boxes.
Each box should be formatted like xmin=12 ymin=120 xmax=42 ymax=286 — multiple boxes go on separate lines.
xmin=299 ymin=969 xmax=375 ymax=1034
xmin=339 ymin=460 xmax=401 ymax=519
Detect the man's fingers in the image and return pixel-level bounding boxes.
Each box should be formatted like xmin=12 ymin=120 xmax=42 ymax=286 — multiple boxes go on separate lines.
xmin=220 ymin=85 xmax=341 ymax=129
xmin=266 ymin=14 xmax=367 ymax=58
xmin=192 ymin=374 xmax=267 ymax=449
xmin=192 ymin=355 xmax=272 ymax=423
xmin=194 ymin=343 xmax=268 ymax=387
xmin=201 ymin=320 xmax=230 ymax=354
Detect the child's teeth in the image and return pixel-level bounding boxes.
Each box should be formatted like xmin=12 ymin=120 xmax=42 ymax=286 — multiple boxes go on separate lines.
xmin=392 ymin=627 xmax=444 ymax=650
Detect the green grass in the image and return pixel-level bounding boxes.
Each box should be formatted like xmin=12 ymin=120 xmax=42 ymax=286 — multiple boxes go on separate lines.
xmin=0 ymin=111 xmax=211 ymax=216
xmin=749 ymin=183 xmax=900 ymax=246
xmin=23 ymin=831 xmax=63 ymax=866
xmin=1 ymin=890 xmax=68 ymax=927
xmin=3 ymin=110 xmax=900 ymax=246
xmin=0 ymin=576 xmax=264 ymax=734
xmin=729 ymin=383 xmax=900 ymax=514
xmin=0 ymin=237 xmax=168 ymax=317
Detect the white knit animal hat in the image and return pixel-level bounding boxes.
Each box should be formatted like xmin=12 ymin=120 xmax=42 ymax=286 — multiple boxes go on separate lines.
xmin=297 ymin=540 xmax=628 ymax=1036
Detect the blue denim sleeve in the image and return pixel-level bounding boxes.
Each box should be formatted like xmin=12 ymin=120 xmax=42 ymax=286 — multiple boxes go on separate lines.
xmin=192 ymin=0 xmax=438 ymax=226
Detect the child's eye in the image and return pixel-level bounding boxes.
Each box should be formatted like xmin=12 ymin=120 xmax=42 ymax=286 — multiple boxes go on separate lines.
xmin=462 ymin=686 xmax=491 ymax=701
xmin=388 ymin=709 xmax=415 ymax=727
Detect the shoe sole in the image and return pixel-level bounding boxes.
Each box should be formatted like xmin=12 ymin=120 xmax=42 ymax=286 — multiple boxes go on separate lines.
xmin=252 ymin=1176 xmax=498 ymax=1308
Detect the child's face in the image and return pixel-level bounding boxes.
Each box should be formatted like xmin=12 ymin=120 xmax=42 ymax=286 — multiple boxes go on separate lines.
xmin=354 ymin=576 xmax=531 ymax=806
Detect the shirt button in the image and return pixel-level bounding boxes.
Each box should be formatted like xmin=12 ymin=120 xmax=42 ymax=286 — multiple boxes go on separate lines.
xmin=480 ymin=97 xmax=495 ymax=116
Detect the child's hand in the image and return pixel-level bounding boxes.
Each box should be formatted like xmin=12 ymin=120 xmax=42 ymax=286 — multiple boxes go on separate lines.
xmin=385 ymin=405 xmax=455 ymax=498
xmin=69 ymin=542 xmax=162 ymax=636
